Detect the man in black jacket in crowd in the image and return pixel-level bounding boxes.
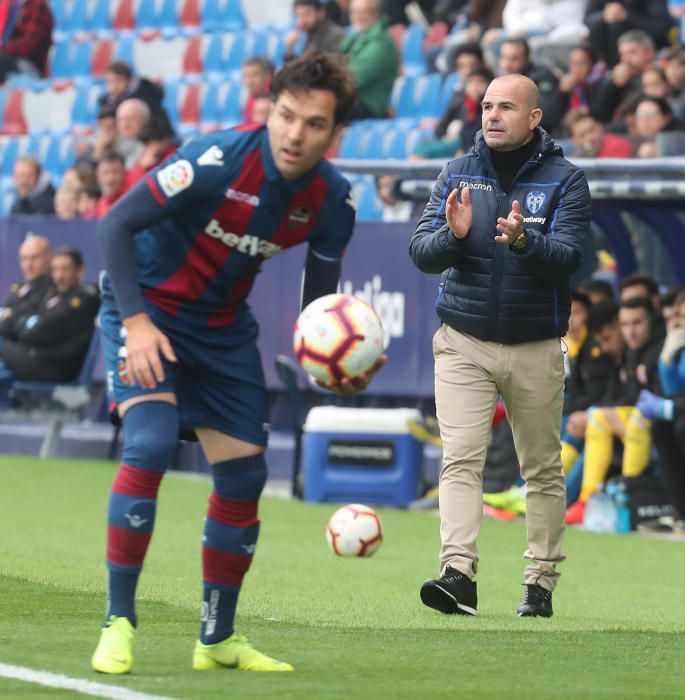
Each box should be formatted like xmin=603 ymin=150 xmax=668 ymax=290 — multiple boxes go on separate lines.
xmin=410 ymin=74 xmax=590 ymax=619
xmin=0 ymin=235 xmax=52 ymax=339
xmin=0 ymin=247 xmax=100 ymax=386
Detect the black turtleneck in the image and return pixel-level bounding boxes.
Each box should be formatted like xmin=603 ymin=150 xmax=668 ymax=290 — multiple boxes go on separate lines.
xmin=490 ymin=136 xmax=538 ymax=192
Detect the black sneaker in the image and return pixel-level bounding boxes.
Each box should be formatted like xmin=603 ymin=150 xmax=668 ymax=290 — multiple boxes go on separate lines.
xmin=517 ymin=584 xmax=553 ymax=617
xmin=420 ymin=565 xmax=477 ymax=615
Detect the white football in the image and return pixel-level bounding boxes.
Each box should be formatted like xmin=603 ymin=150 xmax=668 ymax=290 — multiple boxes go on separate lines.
xmin=293 ymin=293 xmax=384 ymax=384
xmin=326 ymin=503 xmax=383 ymax=557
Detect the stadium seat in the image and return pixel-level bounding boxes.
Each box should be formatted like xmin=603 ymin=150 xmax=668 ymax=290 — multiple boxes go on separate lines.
xmin=415 ymin=73 xmax=442 ymax=119
xmin=1 ymin=89 xmax=27 ymax=135
xmin=112 ymin=34 xmax=135 ymax=65
xmin=385 ymin=124 xmax=411 ymax=159
xmin=179 ymin=0 xmax=201 ymax=28
xmin=69 ymin=0 xmax=89 ymax=34
xmin=204 ymin=33 xmax=226 ymax=74
xmin=50 ymin=39 xmax=92 ymax=79
xmin=162 ymin=78 xmax=181 ymax=126
xmin=439 ymin=72 xmax=460 ymax=114
xmin=89 ymin=0 xmax=113 ymax=34
xmin=23 ymin=84 xmax=76 ymax=134
xmin=0 ymin=179 xmax=16 ymax=216
xmin=183 ymin=34 xmax=205 ymax=75
xmin=224 ymin=33 xmax=247 ymax=71
xmin=71 ymin=80 xmax=101 ymax=127
xmin=339 ymin=123 xmax=365 ymax=159
xmin=219 ymin=79 xmax=242 ymax=124
xmin=202 ymin=0 xmax=246 ymax=32
xmin=424 ymin=21 xmax=449 ymax=50
xmin=402 ymin=24 xmax=427 ymax=77
xmin=113 ymin=0 xmax=135 ymax=30
xmin=136 ymin=0 xmax=179 ymax=30
xmin=355 ymin=177 xmax=383 ymax=221
xmin=391 ymin=75 xmax=416 ymax=118
xmin=388 ymin=23 xmax=405 ymax=54
xmin=133 ymin=34 xmax=187 ymax=79
xmin=8 ymin=327 xmax=102 ymax=459
xmin=91 ymin=39 xmax=114 ymax=77
xmin=51 ymin=0 xmax=69 ymax=34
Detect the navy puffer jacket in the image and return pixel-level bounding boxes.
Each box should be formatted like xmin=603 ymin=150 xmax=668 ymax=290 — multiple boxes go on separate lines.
xmin=409 ymin=128 xmax=591 ymax=344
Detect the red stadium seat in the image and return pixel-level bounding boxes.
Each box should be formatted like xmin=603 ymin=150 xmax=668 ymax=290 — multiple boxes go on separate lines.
xmin=183 ymin=34 xmax=204 ymax=75
xmin=389 ymin=23 xmax=406 ymax=54
xmin=180 ymin=0 xmax=201 ymax=28
xmin=424 ymin=22 xmax=448 ymax=50
xmin=2 ymin=90 xmax=27 ymax=135
xmin=179 ymin=83 xmax=201 ymax=126
xmin=91 ymin=39 xmax=114 ymax=78
xmin=113 ymin=0 xmax=135 ymax=30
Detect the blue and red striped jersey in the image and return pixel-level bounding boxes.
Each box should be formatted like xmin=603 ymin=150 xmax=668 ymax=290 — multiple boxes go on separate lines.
xmin=107 ymin=125 xmax=355 ymax=328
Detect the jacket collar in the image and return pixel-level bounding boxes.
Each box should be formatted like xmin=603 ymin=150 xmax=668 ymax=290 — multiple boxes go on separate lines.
xmin=473 ymin=127 xmax=562 ymax=175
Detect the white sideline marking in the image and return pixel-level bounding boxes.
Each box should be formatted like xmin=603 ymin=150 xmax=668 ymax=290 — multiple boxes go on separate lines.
xmin=0 ymin=663 xmax=179 ymax=700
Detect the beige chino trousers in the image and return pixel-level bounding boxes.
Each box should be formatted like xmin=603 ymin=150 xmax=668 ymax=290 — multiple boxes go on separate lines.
xmin=433 ymin=324 xmax=567 ymax=591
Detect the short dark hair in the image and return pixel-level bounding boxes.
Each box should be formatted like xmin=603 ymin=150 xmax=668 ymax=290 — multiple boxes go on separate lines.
xmin=244 ymin=56 xmax=275 ymax=75
xmin=453 ymin=42 xmax=484 ymax=64
xmin=97 ymin=150 xmax=125 ymax=167
xmin=53 ymin=246 xmax=83 ymax=268
xmin=294 ymin=0 xmax=322 ymax=8
xmin=587 ymin=300 xmax=619 ymax=335
xmin=619 ymin=272 xmax=659 ymax=298
xmin=465 ymin=67 xmax=495 ymax=84
xmin=138 ymin=115 xmax=175 ymax=143
xmin=577 ymin=278 xmax=615 ymax=302
xmin=636 ymin=95 xmax=673 ymax=119
xmin=620 ymin=295 xmax=654 ymax=315
xmin=571 ymin=289 xmax=592 ymax=310
xmin=501 ymin=37 xmax=530 ymax=60
xmin=270 ymin=49 xmax=356 ymax=126
xmin=569 ymin=44 xmax=597 ymax=65
xmin=106 ymin=61 xmax=133 ymax=80
xmin=660 ymin=285 xmax=685 ymax=309
xmin=97 ymin=104 xmax=117 ymax=121
xmin=80 ymin=183 xmax=101 ymax=200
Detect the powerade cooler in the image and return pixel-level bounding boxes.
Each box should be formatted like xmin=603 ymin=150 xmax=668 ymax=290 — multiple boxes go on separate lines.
xmin=302 ymin=407 xmax=423 ymax=508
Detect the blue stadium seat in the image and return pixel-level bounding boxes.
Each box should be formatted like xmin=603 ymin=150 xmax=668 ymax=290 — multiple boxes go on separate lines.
xmin=415 ymin=73 xmax=443 ymax=118
xmin=69 ymin=0 xmax=89 ymax=33
xmin=385 ymin=125 xmax=412 ymax=159
xmin=219 ymin=80 xmax=242 ymax=124
xmin=162 ymin=78 xmax=181 ymax=127
xmin=204 ymin=33 xmax=226 ymax=74
xmin=1 ymin=138 xmax=21 ymax=179
xmin=200 ymin=80 xmax=222 ymax=127
xmin=439 ymin=72 xmax=460 ymax=114
xmin=402 ymin=24 xmax=427 ymax=77
xmin=202 ymin=0 xmax=246 ymax=32
xmin=0 ymin=179 xmax=16 ymax=217
xmin=224 ymin=33 xmax=247 ymax=71
xmin=51 ymin=0 xmax=69 ymax=33
xmin=339 ymin=123 xmax=365 ymax=158
xmin=113 ymin=34 xmax=135 ymax=65
xmin=50 ymin=39 xmax=92 ymax=79
xmin=136 ymin=0 xmax=179 ymax=29
xmin=355 ymin=177 xmax=383 ymax=221
xmin=391 ymin=75 xmax=416 ymax=118
xmin=89 ymin=0 xmax=113 ymax=34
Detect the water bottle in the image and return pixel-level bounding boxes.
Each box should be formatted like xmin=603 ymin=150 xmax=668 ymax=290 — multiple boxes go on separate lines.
xmin=583 ymin=487 xmax=618 ymax=532
xmin=615 ymin=482 xmax=631 ymax=533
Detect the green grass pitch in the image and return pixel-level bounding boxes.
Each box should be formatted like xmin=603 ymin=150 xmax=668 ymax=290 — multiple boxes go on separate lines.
xmin=1 ymin=454 xmax=684 ymax=699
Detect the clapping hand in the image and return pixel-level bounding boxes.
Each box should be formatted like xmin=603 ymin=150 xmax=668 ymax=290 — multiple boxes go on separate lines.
xmin=495 ymin=200 xmax=525 ymax=246
xmin=445 ymin=187 xmax=472 ymax=239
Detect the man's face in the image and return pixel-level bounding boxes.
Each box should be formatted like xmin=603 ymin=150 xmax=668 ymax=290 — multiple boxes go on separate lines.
xmin=50 ymin=255 xmax=81 ymax=294
xmin=619 ymin=306 xmax=651 ymax=350
xmin=97 ymin=160 xmax=125 ymax=197
xmin=295 ymin=4 xmax=322 ymax=32
xmin=251 ymin=96 xmax=272 ymax=123
xmin=242 ymin=63 xmax=269 ymax=97
xmin=568 ymin=300 xmax=589 ymax=339
xmin=19 ymin=239 xmax=51 ymax=282
xmin=634 ymin=100 xmax=669 ymax=138
xmin=117 ymin=104 xmax=146 ymax=139
xmin=568 ymin=49 xmax=592 ymax=82
xmin=464 ymin=75 xmax=488 ymax=102
xmin=349 ymin=0 xmax=378 ymax=32
xmin=641 ymin=69 xmax=667 ymax=98
xmin=455 ymin=53 xmax=481 ymax=80
xmin=13 ymin=161 xmax=38 ymax=198
xmin=105 ymin=72 xmax=129 ymax=99
xmin=98 ymin=116 xmax=117 ymax=145
xmin=594 ymin=321 xmax=624 ymax=359
xmin=267 ymin=88 xmax=340 ymax=180
xmin=481 ymin=77 xmax=541 ymax=151
xmin=618 ymin=41 xmax=654 ymax=73
xmin=498 ymin=43 xmax=527 ymax=75
xmin=666 ymin=54 xmax=685 ymax=89
xmin=570 ymin=116 xmax=602 ymax=156
xmin=54 ymin=188 xmax=78 ymax=219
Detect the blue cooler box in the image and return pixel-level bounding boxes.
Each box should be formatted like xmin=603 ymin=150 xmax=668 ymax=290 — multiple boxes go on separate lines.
xmin=303 ymin=407 xmax=424 ymax=508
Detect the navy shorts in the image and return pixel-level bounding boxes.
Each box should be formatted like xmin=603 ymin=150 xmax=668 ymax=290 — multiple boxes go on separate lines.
xmin=100 ymin=294 xmax=270 ymax=447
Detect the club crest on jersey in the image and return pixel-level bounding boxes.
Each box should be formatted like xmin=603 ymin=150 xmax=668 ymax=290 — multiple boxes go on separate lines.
xmin=288 ymin=206 xmax=312 ymax=231
xmin=157 ymin=159 xmax=194 ymax=197
xmin=525 ymin=191 xmax=545 ymax=214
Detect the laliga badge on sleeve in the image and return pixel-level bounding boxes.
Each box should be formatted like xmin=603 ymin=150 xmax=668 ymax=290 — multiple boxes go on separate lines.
xmin=157 ymin=159 xmax=195 ymax=198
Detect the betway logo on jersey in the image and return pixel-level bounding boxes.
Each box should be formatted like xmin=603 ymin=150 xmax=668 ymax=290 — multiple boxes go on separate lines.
xmin=205 ymin=219 xmax=282 ymax=258
xmin=523 ymin=216 xmax=547 ymax=224
xmin=458 ymin=180 xmax=493 ymax=192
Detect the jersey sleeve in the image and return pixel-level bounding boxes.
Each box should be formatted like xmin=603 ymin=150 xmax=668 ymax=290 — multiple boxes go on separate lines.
xmin=307 ymin=176 xmax=356 ymax=261
xmin=144 ymin=133 xmax=238 ymax=212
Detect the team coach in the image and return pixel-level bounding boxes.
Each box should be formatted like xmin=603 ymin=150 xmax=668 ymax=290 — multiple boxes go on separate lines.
xmin=409 ymin=74 xmax=591 ymax=618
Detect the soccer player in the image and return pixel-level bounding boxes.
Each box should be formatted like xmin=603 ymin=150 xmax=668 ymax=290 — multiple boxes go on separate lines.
xmin=91 ymin=50 xmax=382 ymax=675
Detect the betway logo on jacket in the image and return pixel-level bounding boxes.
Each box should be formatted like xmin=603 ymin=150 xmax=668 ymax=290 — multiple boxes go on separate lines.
xmin=204 ymin=219 xmax=282 ymax=258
